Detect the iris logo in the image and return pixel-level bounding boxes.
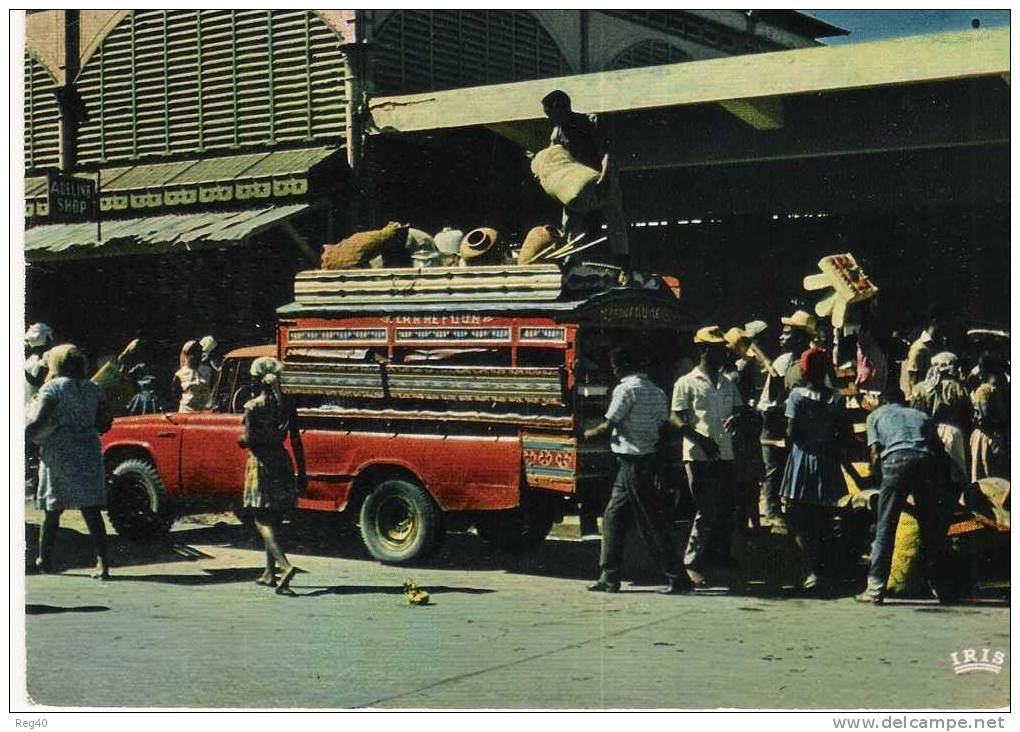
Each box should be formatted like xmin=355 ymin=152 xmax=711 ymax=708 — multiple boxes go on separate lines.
xmin=949 ymin=649 xmax=1006 ymax=675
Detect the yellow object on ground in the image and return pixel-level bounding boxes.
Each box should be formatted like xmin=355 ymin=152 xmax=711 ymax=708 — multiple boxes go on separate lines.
xmin=403 ymin=580 xmax=430 ymax=605
xmin=842 ymin=462 xmax=922 ymax=595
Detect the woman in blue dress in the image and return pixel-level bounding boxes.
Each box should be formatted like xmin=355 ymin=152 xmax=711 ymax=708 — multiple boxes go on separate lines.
xmin=780 ymin=348 xmax=849 ymax=591
xmin=26 ymin=344 xmax=113 ymax=578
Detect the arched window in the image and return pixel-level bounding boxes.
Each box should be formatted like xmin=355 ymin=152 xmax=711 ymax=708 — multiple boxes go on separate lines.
xmin=24 ymin=52 xmax=60 ymax=171
xmin=372 ymin=10 xmax=570 ymax=94
xmin=75 ymin=10 xmax=348 ymax=164
xmin=607 ymin=40 xmax=691 ymax=71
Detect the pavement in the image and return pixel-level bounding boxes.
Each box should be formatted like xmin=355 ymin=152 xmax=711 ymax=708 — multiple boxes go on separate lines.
xmin=18 ymin=505 xmax=1010 ymax=710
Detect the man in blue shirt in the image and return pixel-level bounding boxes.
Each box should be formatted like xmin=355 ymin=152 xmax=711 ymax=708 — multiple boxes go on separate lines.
xmin=583 ymin=347 xmax=687 ymax=594
xmin=857 ymin=384 xmax=951 ymax=604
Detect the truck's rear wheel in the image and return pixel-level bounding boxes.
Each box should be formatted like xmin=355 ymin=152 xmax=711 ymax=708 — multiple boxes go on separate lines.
xmin=107 ymin=458 xmax=174 ymax=541
xmin=359 ymin=478 xmax=441 ymax=564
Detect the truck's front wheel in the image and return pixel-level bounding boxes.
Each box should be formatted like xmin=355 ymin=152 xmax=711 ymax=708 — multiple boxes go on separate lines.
xmin=359 ymin=479 xmax=441 ymax=564
xmin=107 ymin=458 xmax=174 ymax=541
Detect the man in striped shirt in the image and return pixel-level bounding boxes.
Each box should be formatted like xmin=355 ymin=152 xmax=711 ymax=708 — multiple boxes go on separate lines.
xmin=583 ymin=346 xmax=688 ymax=594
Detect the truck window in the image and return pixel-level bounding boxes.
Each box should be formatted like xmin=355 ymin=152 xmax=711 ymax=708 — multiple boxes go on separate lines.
xmin=228 ymin=361 xmax=257 ymax=414
xmin=211 ymin=360 xmax=238 ymax=413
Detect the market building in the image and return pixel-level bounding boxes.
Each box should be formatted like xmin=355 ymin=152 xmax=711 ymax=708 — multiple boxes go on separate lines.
xmin=21 ymin=11 xmax=1007 ymax=372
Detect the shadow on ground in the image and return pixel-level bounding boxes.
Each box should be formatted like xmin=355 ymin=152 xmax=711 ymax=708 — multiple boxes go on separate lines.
xmin=23 ymin=513 xmax=1009 ymax=606
xmin=296 ymin=584 xmax=496 ymax=598
xmin=26 ymin=604 xmax=110 ymax=615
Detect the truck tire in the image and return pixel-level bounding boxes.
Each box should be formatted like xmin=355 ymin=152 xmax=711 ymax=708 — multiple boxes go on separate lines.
xmin=359 ymin=478 xmax=442 ymax=564
xmin=107 ymin=458 xmax=174 ymax=541
xmin=476 ymin=504 xmax=555 ymax=555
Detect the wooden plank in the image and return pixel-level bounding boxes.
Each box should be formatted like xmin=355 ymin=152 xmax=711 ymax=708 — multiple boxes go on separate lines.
xmin=368 ymin=28 xmax=1009 ymax=134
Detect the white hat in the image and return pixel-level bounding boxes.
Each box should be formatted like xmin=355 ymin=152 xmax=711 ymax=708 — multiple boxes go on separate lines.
xmin=25 ymin=322 xmax=54 ymax=348
xmin=250 ymin=356 xmax=283 ymax=380
xmin=199 ymin=335 xmax=218 ymax=354
xmin=744 ymin=320 xmax=767 ymax=340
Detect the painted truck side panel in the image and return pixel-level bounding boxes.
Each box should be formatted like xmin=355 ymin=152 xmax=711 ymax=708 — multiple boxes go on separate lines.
xmin=103 ymin=415 xmax=521 ymax=513
xmin=299 ymin=428 xmax=521 ymax=511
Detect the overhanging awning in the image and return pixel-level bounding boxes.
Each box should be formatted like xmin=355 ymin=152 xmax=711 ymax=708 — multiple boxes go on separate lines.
xmin=25 ymin=147 xmax=340 ymax=219
xmin=25 ymin=204 xmax=310 ymax=262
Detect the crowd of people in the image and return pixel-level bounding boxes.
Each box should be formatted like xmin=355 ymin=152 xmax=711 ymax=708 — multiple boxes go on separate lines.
xmin=22 ymin=300 xmax=1009 ymax=602
xmin=584 ymin=305 xmax=1010 ymax=604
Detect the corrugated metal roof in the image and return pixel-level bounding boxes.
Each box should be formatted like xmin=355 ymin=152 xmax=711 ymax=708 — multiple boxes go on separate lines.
xmin=98 ymin=160 xmax=198 ymax=190
xmin=166 ymin=152 xmax=270 ymax=186
xmin=25 ymin=177 xmax=47 ymax=197
xmin=23 ymin=148 xmax=339 ymax=200
xmin=241 ymin=148 xmax=338 ymax=178
xmin=25 ymin=204 xmax=309 ymax=261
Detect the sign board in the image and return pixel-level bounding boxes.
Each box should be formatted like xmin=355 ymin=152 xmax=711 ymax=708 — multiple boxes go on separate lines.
xmin=46 ymin=171 xmax=97 ymax=221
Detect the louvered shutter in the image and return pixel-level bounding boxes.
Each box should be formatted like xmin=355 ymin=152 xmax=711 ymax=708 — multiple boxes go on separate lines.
xmin=608 ymin=40 xmax=691 ymax=70
xmin=76 ymin=10 xmax=347 ymax=164
xmin=24 ymin=53 xmax=61 ymax=171
xmin=372 ymin=11 xmax=571 ymax=94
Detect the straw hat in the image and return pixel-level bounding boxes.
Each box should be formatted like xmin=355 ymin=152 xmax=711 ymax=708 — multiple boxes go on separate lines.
xmin=780 ymin=310 xmax=818 ymax=332
xmin=723 ymin=327 xmax=752 ymax=355
xmin=693 ymin=326 xmax=726 ymax=344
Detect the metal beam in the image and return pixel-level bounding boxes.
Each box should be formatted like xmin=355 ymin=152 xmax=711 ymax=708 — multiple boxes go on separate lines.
xmin=367 ymin=28 xmax=1009 ymax=135
xmin=718 ymin=97 xmax=784 ymax=130
xmin=615 ymin=90 xmax=1009 ymax=171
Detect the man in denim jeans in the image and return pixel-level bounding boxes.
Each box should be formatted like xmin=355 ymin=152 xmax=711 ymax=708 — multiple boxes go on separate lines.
xmin=857 ymin=384 xmax=950 ymax=604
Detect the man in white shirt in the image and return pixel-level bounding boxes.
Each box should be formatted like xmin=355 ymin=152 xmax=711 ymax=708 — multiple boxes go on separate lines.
xmin=584 ymin=347 xmax=687 ymax=594
xmin=671 ymin=326 xmax=746 ymax=586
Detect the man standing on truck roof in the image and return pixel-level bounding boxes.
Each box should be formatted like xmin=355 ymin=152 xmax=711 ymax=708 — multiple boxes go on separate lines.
xmin=671 ymin=326 xmax=748 ymax=588
xmin=584 ymin=346 xmax=689 ymax=594
xmin=541 ymin=90 xmax=607 ymax=249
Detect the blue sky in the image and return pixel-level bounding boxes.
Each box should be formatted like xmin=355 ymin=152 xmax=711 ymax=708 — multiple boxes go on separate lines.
xmin=804 ymin=9 xmax=1010 ymax=44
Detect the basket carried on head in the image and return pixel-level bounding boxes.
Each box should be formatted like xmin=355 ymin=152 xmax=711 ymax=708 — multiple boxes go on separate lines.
xmin=91 ymin=339 xmax=140 ymax=417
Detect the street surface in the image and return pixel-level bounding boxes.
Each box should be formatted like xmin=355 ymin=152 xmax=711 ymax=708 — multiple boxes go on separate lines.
xmin=21 ymin=506 xmax=1009 ymax=709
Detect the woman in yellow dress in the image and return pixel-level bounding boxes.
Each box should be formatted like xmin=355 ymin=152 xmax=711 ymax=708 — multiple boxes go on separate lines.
xmin=239 ymin=357 xmax=306 ymax=594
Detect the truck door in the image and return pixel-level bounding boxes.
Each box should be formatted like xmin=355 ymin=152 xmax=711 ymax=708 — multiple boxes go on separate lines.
xmin=177 ymin=358 xmax=249 ymax=498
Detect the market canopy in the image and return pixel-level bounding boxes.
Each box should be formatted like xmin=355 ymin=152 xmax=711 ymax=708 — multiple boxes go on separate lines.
xmin=367 ymin=27 xmax=1010 ymax=165
xmin=24 ymin=204 xmax=310 ymax=262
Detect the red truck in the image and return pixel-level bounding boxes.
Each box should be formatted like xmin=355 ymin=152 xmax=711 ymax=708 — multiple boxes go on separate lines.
xmin=101 ymin=263 xmax=687 ymax=563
